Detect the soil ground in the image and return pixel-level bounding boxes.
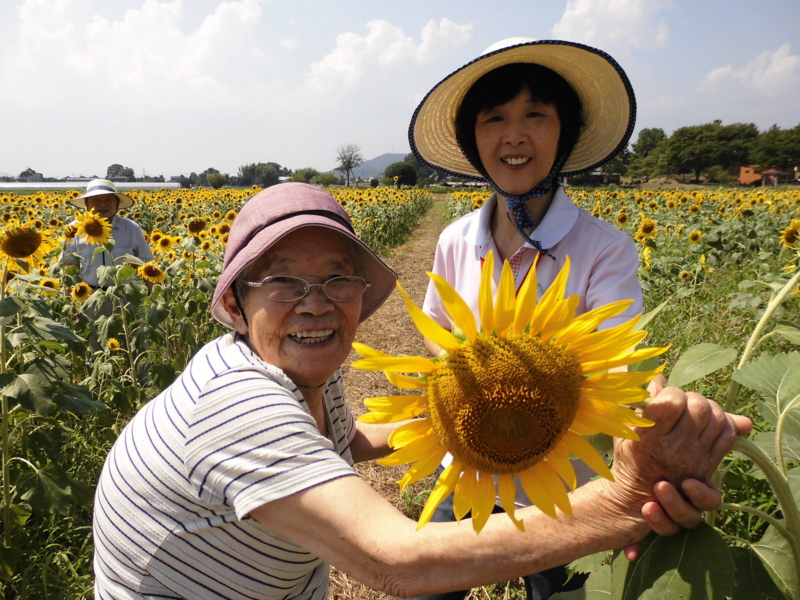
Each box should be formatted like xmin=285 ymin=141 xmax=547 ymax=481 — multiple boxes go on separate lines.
xmin=329 ymin=195 xmax=446 ymax=600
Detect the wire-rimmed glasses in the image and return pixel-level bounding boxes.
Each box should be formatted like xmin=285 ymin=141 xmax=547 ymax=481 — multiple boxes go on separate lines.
xmin=242 ymin=275 xmax=370 ymax=302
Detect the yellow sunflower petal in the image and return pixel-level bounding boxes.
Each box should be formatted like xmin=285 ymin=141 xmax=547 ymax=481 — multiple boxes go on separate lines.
xmin=398 ymin=446 xmax=448 ymax=491
xmin=561 ymin=431 xmax=614 ymax=481
xmin=498 ymin=474 xmax=525 ymax=531
xmin=358 ymin=407 xmax=427 ymax=423
xmin=569 ymin=327 xmax=648 ymax=364
xmin=418 ymin=461 xmax=462 ymax=529
xmin=388 ymin=419 xmax=433 ymax=448
xmin=378 ymin=430 xmax=441 ymax=466
xmin=494 ymin=260 xmax=516 ymax=338
xmin=518 ymin=469 xmax=557 ymax=519
xmin=545 ymin=452 xmax=577 ymax=491
xmin=471 ymin=472 xmax=497 ymax=533
xmin=583 ymin=398 xmax=655 ymax=428
xmin=397 ymin=281 xmax=461 ymax=352
xmin=571 ymin=403 xmax=641 ymax=440
xmin=580 ymin=386 xmax=650 ymax=406
xmin=478 ymin=250 xmax=495 ymax=334
xmin=539 ymin=294 xmax=580 ymax=340
xmin=385 ymin=370 xmax=428 ymax=390
xmin=352 ymin=342 xmax=391 ymax=359
xmin=534 ymin=462 xmax=573 ymax=517
xmin=428 ymin=272 xmax=477 ymax=341
xmin=364 ymin=395 xmax=426 ymax=412
xmin=556 ymin=300 xmax=634 ymax=345
xmin=453 ymin=467 xmax=478 ymax=521
xmin=582 ymin=368 xmax=664 ymax=391
xmin=351 ymin=355 xmax=439 ymax=374
xmin=531 ymin=256 xmax=570 ymax=335
xmin=578 ymin=346 xmax=670 ymax=375
xmin=513 ymin=260 xmax=539 ymax=334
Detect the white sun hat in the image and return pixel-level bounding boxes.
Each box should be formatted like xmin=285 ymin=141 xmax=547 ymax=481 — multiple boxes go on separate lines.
xmin=70 ymin=178 xmax=135 ymax=209
xmin=409 ymin=38 xmax=636 ymax=179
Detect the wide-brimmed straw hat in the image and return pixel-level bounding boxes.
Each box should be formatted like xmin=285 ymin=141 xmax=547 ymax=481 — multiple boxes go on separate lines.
xmin=70 ymin=178 xmax=135 ymax=209
xmin=409 ymin=38 xmax=636 ymax=179
xmin=210 ymin=183 xmax=397 ymax=329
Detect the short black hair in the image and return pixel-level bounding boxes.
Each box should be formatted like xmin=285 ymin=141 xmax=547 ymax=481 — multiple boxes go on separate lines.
xmin=454 ymin=63 xmax=584 ymax=179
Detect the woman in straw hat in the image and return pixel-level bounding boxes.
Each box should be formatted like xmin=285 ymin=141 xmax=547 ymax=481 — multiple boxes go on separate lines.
xmin=409 ymin=39 xmax=678 ymax=598
xmin=93 ymin=183 xmax=749 ymax=600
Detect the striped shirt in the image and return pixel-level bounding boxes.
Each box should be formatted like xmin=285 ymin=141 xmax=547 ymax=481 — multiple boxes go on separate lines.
xmin=94 ymin=332 xmax=357 ymax=599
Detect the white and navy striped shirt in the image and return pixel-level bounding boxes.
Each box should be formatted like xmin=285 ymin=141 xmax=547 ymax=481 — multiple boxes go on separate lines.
xmin=94 ymin=332 xmax=357 ymax=599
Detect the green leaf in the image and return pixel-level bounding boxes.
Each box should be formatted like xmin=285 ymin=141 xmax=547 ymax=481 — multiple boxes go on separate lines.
xmin=11 ymin=503 xmax=32 ymax=528
xmin=2 ymin=372 xmax=53 ymax=414
xmin=117 ymin=253 xmax=144 ymax=266
xmin=628 ymin=355 xmax=660 ymax=373
xmin=55 ymin=385 xmax=107 ymax=414
xmin=751 ymin=432 xmax=800 ymax=465
xmin=96 ymin=264 xmax=116 ymax=287
xmin=166 ymin=258 xmax=186 ymax=274
xmin=568 ymin=550 xmax=610 ymax=576
xmin=0 ymin=545 xmax=21 ymax=580
xmin=18 ymin=462 xmax=76 ymax=515
xmin=21 ymin=316 xmax=85 ymax=343
xmin=774 ymin=321 xmax=800 ymax=345
xmin=552 ymin=564 xmax=612 ymax=599
xmin=634 ymin=300 xmax=669 ymax=333
xmin=194 ymin=260 xmax=212 ymax=269
xmin=730 ymin=546 xmax=787 ymax=599
xmin=117 ymin=265 xmax=136 ymax=281
xmin=667 ymin=343 xmax=737 ymax=388
xmin=758 ymin=399 xmax=800 ymax=441
xmin=609 ymin=525 xmax=734 ymax=600
xmin=751 ymin=525 xmax=797 ymax=597
xmin=734 ymin=353 xmax=800 ymax=416
xmin=0 ymin=296 xmax=25 ymax=318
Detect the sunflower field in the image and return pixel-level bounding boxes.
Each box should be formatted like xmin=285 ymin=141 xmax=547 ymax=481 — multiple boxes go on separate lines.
xmin=447 ymin=187 xmax=800 ymax=599
xmin=0 ymin=186 xmax=432 ymax=596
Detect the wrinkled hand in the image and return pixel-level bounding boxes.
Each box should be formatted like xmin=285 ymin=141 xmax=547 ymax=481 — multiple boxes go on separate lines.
xmin=611 ymin=386 xmax=751 ymax=523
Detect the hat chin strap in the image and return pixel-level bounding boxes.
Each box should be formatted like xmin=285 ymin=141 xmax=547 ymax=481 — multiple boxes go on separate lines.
xmin=487 ymin=154 xmax=569 ymax=261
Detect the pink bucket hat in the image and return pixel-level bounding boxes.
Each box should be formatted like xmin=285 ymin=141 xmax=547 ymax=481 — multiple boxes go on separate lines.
xmin=210 ymin=183 xmax=397 ymax=329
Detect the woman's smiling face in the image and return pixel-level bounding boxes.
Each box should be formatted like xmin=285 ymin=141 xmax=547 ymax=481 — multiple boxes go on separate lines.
xmin=228 ymin=227 xmax=363 ymax=388
xmin=474 ymin=86 xmax=561 ymax=196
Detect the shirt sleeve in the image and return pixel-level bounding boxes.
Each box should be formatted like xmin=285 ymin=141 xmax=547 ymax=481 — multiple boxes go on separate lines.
xmin=586 ymin=235 xmax=643 ymax=330
xmin=421 ymin=237 xmax=452 ymax=329
xmin=132 ymin=224 xmax=155 ymax=262
xmin=185 ymin=368 xmax=357 ymax=520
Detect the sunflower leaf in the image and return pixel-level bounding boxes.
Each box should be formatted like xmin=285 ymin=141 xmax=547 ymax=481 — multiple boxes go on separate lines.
xmin=667 ymin=343 xmax=737 ymax=388
xmin=750 ymin=524 xmax=796 ymax=597
xmin=608 ymin=525 xmax=734 ymax=599
xmin=774 ymin=320 xmax=800 ymax=345
xmin=729 ymin=546 xmax=787 ymax=600
xmin=633 ymin=300 xmax=669 ymax=332
xmin=733 ymin=352 xmax=800 ymax=416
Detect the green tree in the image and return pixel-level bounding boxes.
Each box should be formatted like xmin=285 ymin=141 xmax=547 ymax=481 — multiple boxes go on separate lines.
xmin=335 ymin=143 xmax=364 ymax=187
xmin=207 ymin=172 xmax=227 ymax=189
xmin=316 ymin=173 xmax=338 ymax=188
xmin=631 ymin=128 xmax=667 ymax=158
xmin=18 ymin=167 xmax=42 ymax=179
xmin=628 ymin=139 xmax=670 ymax=182
xmin=404 ymin=152 xmax=443 ymax=184
xmin=384 ymin=162 xmax=417 ymax=186
xmin=750 ymin=124 xmax=800 ymax=170
xmin=238 ymin=162 xmax=288 ymax=187
xmin=106 ymin=163 xmax=136 ymax=181
xmin=290 ymin=168 xmax=320 ymax=183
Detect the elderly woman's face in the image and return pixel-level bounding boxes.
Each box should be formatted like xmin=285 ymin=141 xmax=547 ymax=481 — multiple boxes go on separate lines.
xmin=474 ymin=86 xmax=561 ymax=196
xmin=232 ymin=227 xmax=362 ymax=388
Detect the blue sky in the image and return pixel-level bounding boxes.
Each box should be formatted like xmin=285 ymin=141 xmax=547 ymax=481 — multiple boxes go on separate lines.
xmin=0 ymin=0 xmax=798 ymax=178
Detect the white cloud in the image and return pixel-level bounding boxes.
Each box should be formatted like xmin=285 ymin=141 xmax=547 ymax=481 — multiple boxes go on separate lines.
xmin=649 ymin=44 xmax=800 ymax=131
xmin=551 ymin=0 xmax=673 ymax=51
xmin=305 ymin=18 xmax=472 ymax=95
xmin=700 ymin=43 xmax=800 ymax=98
xmin=280 ymin=37 xmax=298 ymax=50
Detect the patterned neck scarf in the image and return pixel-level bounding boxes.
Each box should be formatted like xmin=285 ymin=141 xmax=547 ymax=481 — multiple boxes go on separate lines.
xmin=487 ymin=153 xmax=569 ymax=261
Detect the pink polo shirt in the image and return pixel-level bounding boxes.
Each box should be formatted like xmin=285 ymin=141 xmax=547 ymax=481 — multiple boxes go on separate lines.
xmin=422 ymin=188 xmax=643 ymax=505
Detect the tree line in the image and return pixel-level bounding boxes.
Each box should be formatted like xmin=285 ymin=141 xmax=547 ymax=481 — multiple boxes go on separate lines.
xmin=604 ymin=121 xmax=800 ymax=184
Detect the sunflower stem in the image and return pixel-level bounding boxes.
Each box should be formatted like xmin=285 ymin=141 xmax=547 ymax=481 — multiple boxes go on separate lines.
xmin=733 ymin=436 xmax=800 ymax=599
xmin=718 ymin=502 xmax=794 ymax=545
xmin=114 ymin=295 xmax=140 ymax=397
xmin=0 ymin=266 xmax=12 ymax=549
xmin=725 ymin=267 xmax=800 ymax=413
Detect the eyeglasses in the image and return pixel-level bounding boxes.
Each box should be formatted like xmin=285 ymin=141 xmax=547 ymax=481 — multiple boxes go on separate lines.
xmin=243 ymin=275 xmax=370 ymax=302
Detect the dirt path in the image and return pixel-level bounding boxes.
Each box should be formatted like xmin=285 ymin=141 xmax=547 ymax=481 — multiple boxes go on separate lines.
xmin=329 ymin=196 xmax=448 ymax=600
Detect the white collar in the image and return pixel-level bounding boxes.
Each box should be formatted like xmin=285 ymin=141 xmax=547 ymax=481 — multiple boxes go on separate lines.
xmin=464 ymin=187 xmax=579 ymax=253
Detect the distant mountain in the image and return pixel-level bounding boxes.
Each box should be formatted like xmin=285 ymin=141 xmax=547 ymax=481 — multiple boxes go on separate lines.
xmin=350 ymin=153 xmax=407 ymax=179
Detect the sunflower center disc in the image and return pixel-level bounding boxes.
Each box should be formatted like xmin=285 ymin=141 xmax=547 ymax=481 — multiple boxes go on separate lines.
xmin=84 ymin=220 xmax=105 ymax=237
xmin=427 ymin=333 xmax=582 ymax=475
xmin=3 ymin=230 xmax=43 ymax=259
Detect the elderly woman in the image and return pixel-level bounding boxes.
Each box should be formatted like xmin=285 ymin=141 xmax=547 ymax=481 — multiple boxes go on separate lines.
xmin=93 ymin=183 xmax=750 ymax=599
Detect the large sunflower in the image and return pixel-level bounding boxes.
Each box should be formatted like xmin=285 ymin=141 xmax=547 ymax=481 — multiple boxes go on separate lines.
xmin=75 ymin=210 xmax=112 ymax=245
xmin=352 ymin=252 xmax=666 ymax=533
xmin=0 ymin=221 xmax=57 ymax=273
